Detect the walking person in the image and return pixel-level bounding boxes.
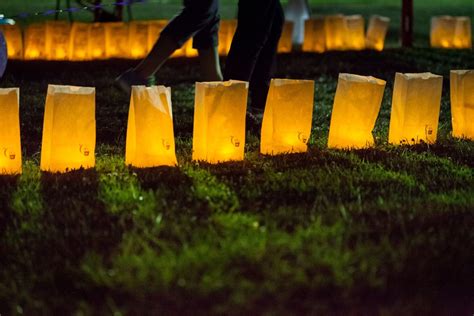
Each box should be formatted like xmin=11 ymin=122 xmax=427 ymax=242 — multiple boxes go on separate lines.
xmin=116 ymin=0 xmax=222 ymax=93
xmin=224 ymin=0 xmax=284 ymax=113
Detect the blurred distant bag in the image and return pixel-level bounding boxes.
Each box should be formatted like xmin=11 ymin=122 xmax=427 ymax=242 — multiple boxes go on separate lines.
xmin=89 ymin=23 xmax=107 ymax=59
xmin=0 ymin=88 xmax=22 ymax=175
xmin=192 ymin=81 xmax=248 ymax=164
xmin=70 ymin=22 xmax=91 ymax=61
xmin=328 ymin=74 xmax=386 ymax=149
xmin=277 ymin=21 xmax=294 ymax=53
xmin=184 ymin=39 xmax=198 ymax=58
xmin=450 ymin=70 xmax=474 ymax=140
xmin=302 ymin=17 xmax=326 ymax=53
xmin=105 ymin=22 xmax=130 ymax=58
xmin=45 ymin=21 xmax=71 ymax=60
xmin=24 ymin=23 xmax=47 ymax=60
xmin=344 ymin=15 xmax=365 ymax=50
xmin=0 ymin=25 xmax=23 ymax=59
xmin=431 ymin=16 xmax=456 ymax=48
xmin=388 ymin=73 xmax=443 ymax=145
xmin=129 ymin=21 xmax=150 ymax=59
xmin=431 ymin=16 xmax=472 ymax=49
xmin=261 ymin=79 xmax=314 ymax=155
xmin=41 ymin=85 xmax=96 ymax=173
xmin=126 ymin=86 xmax=177 ymax=168
xmin=325 ymin=15 xmax=345 ymax=50
xmin=218 ymin=20 xmax=237 ymax=56
xmin=365 ymin=15 xmax=390 ymax=51
xmin=453 ymin=17 xmax=472 ymax=49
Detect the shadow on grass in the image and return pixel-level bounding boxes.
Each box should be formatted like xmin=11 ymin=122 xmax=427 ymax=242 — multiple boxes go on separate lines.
xmin=132 ymin=166 xmax=205 ymax=218
xmin=0 ymin=175 xmax=20 ymax=262
xmin=40 ymin=169 xmax=122 ymax=252
xmin=0 ymin=174 xmax=19 ymax=213
xmin=31 ymin=169 xmax=123 ymax=313
xmin=132 ymin=166 xmax=192 ymax=192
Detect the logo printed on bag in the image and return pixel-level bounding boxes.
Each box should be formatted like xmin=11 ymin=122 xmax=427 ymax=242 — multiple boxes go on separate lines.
xmin=425 ymin=125 xmax=434 ymax=136
xmin=162 ymin=139 xmax=171 ymax=150
xmin=298 ymin=132 xmax=308 ymax=144
xmin=231 ymin=136 xmax=240 ymax=148
xmin=80 ymin=145 xmax=90 ymax=157
xmin=3 ymin=148 xmax=15 ymax=160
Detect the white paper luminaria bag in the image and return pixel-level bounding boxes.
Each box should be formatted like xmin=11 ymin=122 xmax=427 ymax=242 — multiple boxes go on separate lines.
xmin=192 ymin=80 xmax=248 ymax=164
xmin=0 ymin=88 xmax=22 ymax=175
xmin=261 ymin=79 xmax=315 ymax=155
xmin=328 ymin=74 xmax=386 ymax=149
xmin=365 ymin=15 xmax=390 ymax=51
xmin=450 ymin=70 xmax=474 ymax=140
xmin=40 ymin=85 xmax=96 ymax=172
xmin=388 ymin=73 xmax=443 ymax=145
xmin=126 ymin=85 xmax=177 ymax=167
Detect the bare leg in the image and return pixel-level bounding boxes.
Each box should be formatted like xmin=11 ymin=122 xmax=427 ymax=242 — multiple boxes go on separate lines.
xmin=198 ymin=46 xmax=223 ymax=81
xmin=116 ymin=0 xmax=220 ymax=92
xmin=133 ymin=35 xmax=178 ymax=79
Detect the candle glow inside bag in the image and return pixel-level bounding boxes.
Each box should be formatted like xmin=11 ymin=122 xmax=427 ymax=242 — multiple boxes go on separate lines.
xmin=192 ymin=81 xmax=248 ymax=164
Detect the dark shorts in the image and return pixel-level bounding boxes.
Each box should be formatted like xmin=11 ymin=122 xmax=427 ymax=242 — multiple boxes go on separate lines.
xmin=160 ymin=0 xmax=220 ymax=49
xmin=224 ymin=0 xmax=284 ymax=108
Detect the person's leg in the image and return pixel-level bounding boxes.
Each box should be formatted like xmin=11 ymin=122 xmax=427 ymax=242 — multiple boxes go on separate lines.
xmin=133 ymin=0 xmax=219 ymax=79
xmin=194 ymin=12 xmax=222 ymax=81
xmin=224 ymin=0 xmax=283 ymax=111
xmin=248 ymin=1 xmax=284 ymax=110
xmin=224 ymin=0 xmax=279 ymax=83
xmin=198 ymin=47 xmax=223 ymax=81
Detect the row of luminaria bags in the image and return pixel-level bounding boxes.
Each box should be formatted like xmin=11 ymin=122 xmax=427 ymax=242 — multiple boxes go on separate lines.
xmin=1 ymin=14 xmax=471 ymax=61
xmin=1 ymin=70 xmax=473 ymax=174
xmin=0 ymin=16 xmax=390 ymax=60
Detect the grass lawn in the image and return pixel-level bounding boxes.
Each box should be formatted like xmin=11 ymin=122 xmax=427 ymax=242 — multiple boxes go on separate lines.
xmin=1 ymin=48 xmax=473 ymax=315
xmin=1 ymin=1 xmax=474 ymax=315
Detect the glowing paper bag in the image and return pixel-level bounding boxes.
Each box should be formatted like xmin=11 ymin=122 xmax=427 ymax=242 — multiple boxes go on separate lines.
xmin=0 ymin=25 xmax=23 ymax=59
xmin=218 ymin=20 xmax=237 ymax=56
xmin=70 ymin=23 xmax=90 ymax=61
xmin=325 ymin=15 xmax=346 ymax=50
xmin=45 ymin=21 xmax=71 ymax=60
xmin=431 ymin=16 xmax=456 ymax=48
xmin=454 ymin=17 xmax=472 ymax=49
xmin=328 ymin=74 xmax=386 ymax=149
xmin=450 ymin=70 xmax=474 ymax=139
xmin=184 ymin=39 xmax=198 ymax=58
xmin=261 ymin=79 xmax=315 ymax=155
xmin=344 ymin=15 xmax=365 ymax=50
xmin=129 ymin=21 xmax=150 ymax=59
xmin=192 ymin=81 xmax=248 ymax=163
xmin=105 ymin=22 xmax=130 ymax=58
xmin=302 ymin=17 xmax=326 ymax=53
xmin=388 ymin=73 xmax=443 ymax=145
xmin=278 ymin=21 xmax=294 ymax=53
xmin=126 ymin=86 xmax=177 ymax=167
xmin=365 ymin=15 xmax=390 ymax=51
xmin=0 ymin=88 xmax=21 ymax=175
xmin=24 ymin=23 xmax=47 ymax=60
xmin=225 ymin=20 xmax=237 ymax=55
xmin=88 ymin=23 xmax=107 ymax=59
xmin=41 ymin=85 xmax=96 ymax=173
